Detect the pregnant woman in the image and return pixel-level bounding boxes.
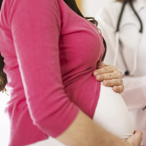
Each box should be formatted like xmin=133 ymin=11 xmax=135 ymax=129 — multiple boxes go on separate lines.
xmin=0 ymin=0 xmax=142 ymax=146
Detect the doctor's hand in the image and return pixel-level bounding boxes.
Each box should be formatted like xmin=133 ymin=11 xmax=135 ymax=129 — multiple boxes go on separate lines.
xmin=125 ymin=130 xmax=143 ymax=146
xmin=93 ymin=62 xmax=124 ymax=93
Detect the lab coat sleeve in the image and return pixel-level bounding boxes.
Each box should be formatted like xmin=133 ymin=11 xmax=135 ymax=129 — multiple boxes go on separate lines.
xmin=122 ymin=76 xmax=146 ymax=111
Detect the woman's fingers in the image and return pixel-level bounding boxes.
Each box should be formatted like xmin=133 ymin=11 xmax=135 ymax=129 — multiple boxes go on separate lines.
xmin=103 ymin=79 xmax=123 ymax=86
xmin=94 ymin=65 xmax=118 ymax=76
xmin=97 ymin=61 xmax=107 ymax=68
xmin=94 ymin=62 xmax=124 ymax=93
xmin=94 ymin=72 xmax=122 ymax=81
xmin=102 ymin=79 xmax=124 ymax=93
xmin=113 ymin=85 xmax=124 ymax=93
xmin=126 ymin=130 xmax=143 ymax=146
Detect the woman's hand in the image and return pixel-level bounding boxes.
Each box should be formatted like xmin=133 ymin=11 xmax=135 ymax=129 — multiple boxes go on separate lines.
xmin=125 ymin=130 xmax=143 ymax=146
xmin=93 ymin=62 xmax=124 ymax=93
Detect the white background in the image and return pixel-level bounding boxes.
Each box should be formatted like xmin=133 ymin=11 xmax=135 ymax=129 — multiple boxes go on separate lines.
xmin=0 ymin=92 xmax=10 ymax=146
xmin=0 ymin=0 xmax=113 ymax=146
xmin=82 ymin=0 xmax=113 ymax=17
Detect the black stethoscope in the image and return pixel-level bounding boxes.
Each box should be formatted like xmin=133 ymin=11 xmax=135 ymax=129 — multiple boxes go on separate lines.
xmin=114 ymin=0 xmax=143 ymax=76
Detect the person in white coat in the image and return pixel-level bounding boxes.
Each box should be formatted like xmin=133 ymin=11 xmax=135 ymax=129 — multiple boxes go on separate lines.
xmin=96 ymin=0 xmax=146 ymax=145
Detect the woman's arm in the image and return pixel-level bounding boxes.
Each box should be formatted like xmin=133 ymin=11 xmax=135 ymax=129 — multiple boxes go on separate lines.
xmin=9 ymin=0 xmax=79 ymax=137
xmin=57 ymin=110 xmax=142 ymax=146
xmin=93 ymin=62 xmax=124 ymax=93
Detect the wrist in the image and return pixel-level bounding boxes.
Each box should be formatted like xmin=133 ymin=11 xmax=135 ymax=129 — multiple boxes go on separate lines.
xmin=107 ymin=135 xmax=129 ymax=146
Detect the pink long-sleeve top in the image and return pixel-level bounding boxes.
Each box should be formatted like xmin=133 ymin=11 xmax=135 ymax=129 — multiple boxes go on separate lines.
xmin=0 ymin=0 xmax=105 ymax=145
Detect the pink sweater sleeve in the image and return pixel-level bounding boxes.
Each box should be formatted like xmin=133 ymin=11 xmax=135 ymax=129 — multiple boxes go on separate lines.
xmin=8 ymin=0 xmax=79 ymax=137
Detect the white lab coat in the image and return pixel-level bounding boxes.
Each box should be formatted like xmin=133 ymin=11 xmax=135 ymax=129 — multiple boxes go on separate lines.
xmin=96 ymin=0 xmax=146 ymax=144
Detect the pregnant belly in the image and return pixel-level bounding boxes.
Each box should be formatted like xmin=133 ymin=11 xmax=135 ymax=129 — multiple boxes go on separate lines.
xmin=93 ymin=83 xmax=134 ymax=140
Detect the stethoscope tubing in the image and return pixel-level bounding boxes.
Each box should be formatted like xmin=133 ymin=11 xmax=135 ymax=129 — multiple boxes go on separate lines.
xmin=114 ymin=0 xmax=143 ymax=76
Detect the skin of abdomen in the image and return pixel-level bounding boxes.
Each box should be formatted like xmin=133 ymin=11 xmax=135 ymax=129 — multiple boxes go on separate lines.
xmin=93 ymin=83 xmax=134 ymax=140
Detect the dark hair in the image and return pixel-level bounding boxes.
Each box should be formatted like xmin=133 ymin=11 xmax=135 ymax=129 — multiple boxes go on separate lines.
xmin=64 ymin=0 xmax=98 ymax=26
xmin=0 ymin=0 xmax=106 ymax=92
xmin=0 ymin=0 xmax=2 ymax=7
xmin=0 ymin=52 xmax=7 ymax=92
xmin=0 ymin=0 xmax=7 ymax=92
xmin=116 ymin=0 xmax=133 ymax=2
xmin=116 ymin=0 xmax=126 ymax=1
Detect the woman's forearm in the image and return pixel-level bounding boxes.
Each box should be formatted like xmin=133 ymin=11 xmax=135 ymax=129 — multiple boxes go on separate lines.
xmin=56 ymin=110 xmax=128 ymax=146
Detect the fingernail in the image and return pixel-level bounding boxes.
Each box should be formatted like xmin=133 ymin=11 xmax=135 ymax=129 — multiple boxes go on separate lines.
xmin=114 ymin=86 xmax=117 ymax=90
xmin=97 ymin=75 xmax=101 ymax=80
xmin=94 ymin=71 xmax=98 ymax=76
xmin=104 ymin=81 xmax=108 ymax=85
